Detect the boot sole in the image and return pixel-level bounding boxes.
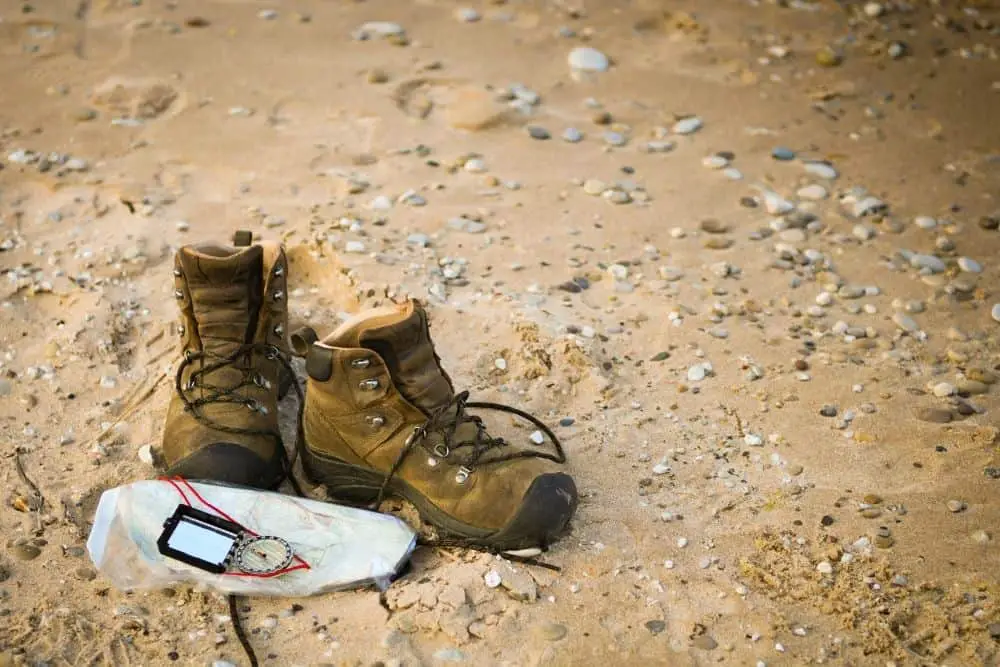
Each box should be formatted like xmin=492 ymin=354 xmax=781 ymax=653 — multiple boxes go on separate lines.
xmin=302 ymin=441 xmax=577 ymax=551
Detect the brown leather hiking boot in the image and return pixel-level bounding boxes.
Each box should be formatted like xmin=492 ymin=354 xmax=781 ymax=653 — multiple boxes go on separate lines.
xmin=295 ymin=300 xmax=578 ymax=550
xmin=163 ymin=231 xmax=297 ymax=489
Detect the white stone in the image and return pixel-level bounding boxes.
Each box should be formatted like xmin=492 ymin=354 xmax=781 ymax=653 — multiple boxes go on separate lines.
xmin=652 ymin=463 xmax=671 ymax=475
xmin=914 ymin=215 xmax=937 ymax=229
xmin=932 ymin=382 xmax=956 ymax=398
xmin=455 ymin=7 xmax=480 ymax=22
xmin=803 ymin=162 xmax=838 ymax=180
xmin=345 ymin=241 xmax=366 ymax=253
xmin=369 ymin=195 xmax=393 ymax=210
xmin=137 ymin=445 xmax=155 ymax=465
xmin=463 ymin=158 xmax=487 ymax=173
xmin=702 ymin=155 xmax=729 ymax=170
xmin=354 ymin=21 xmax=405 ymax=39
xmin=494 ymin=358 xmax=507 ymax=371
xmin=687 ymin=365 xmax=706 ymax=382
xmin=815 ymin=292 xmax=834 ymax=307
xmin=763 ymin=191 xmax=795 ymax=216
xmin=992 ymin=303 xmax=1000 ymax=323
xmin=797 ymin=184 xmax=828 ymax=201
xmin=568 ymin=47 xmax=610 ymax=72
xmin=957 ymin=257 xmax=982 ymax=273
xmin=529 ymin=430 xmax=545 ymax=445
xmin=677 ymin=537 xmax=688 ymax=548
xmin=864 ymin=2 xmax=885 ymax=17
xmin=672 ymin=117 xmax=703 ymax=135
xmin=484 ymin=570 xmax=502 ymax=588
xmin=817 ymin=561 xmax=834 ymax=574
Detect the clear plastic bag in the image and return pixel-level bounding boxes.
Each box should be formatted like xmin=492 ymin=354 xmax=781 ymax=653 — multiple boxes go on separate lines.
xmin=87 ymin=479 xmax=416 ymax=596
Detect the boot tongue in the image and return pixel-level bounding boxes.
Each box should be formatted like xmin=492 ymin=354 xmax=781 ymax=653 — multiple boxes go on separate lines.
xmin=332 ymin=303 xmax=455 ymax=415
xmin=179 ymin=244 xmax=264 ymax=356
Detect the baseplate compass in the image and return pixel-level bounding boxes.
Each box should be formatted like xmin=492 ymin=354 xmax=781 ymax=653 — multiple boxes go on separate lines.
xmin=233 ymin=535 xmax=294 ymax=575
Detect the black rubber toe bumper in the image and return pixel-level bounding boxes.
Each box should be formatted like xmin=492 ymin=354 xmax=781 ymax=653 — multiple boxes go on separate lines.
xmin=166 ymin=442 xmax=284 ymax=490
xmin=489 ymin=473 xmax=578 ymax=550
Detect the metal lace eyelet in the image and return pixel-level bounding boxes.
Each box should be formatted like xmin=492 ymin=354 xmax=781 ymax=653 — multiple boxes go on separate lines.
xmin=174 ymin=289 xmax=184 ymax=299
xmin=246 ymin=399 xmax=268 ymax=414
xmin=173 ymin=268 xmax=182 ymax=277
xmin=455 ymin=466 xmax=472 ymax=484
xmin=273 ymin=323 xmax=284 ymax=336
xmin=351 ymin=358 xmax=371 ymax=369
xmin=178 ymin=325 xmax=185 ymax=336
xmin=358 ymin=378 xmax=380 ymax=391
xmin=184 ymin=349 xmax=194 ymax=361
xmin=186 ymin=378 xmax=196 ymax=391
xmin=274 ymin=264 xmax=284 ymax=277
xmin=253 ymin=373 xmax=271 ymax=389
xmin=272 ymin=290 xmax=284 ymax=301
xmin=366 ymin=414 xmax=386 ymax=428
xmin=433 ymin=443 xmax=451 ymax=459
xmin=264 ymin=345 xmax=280 ymax=360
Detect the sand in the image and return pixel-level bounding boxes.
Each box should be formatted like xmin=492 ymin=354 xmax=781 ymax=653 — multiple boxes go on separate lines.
xmin=1 ymin=0 xmax=999 ymax=665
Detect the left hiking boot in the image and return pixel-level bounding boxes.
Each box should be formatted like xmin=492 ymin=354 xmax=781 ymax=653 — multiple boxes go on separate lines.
xmin=295 ymin=299 xmax=578 ymax=551
xmin=162 ymin=231 xmax=294 ymax=489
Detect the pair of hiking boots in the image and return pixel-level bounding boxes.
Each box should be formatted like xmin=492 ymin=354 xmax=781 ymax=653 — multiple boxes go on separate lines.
xmin=163 ymin=233 xmax=577 ymax=550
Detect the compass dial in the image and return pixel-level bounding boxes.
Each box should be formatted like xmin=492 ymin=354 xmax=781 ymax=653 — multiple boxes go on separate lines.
xmin=234 ymin=536 xmax=294 ymax=575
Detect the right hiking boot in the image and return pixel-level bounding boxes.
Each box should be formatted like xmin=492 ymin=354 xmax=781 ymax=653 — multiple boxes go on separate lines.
xmin=162 ymin=230 xmax=294 ymax=489
xmin=296 ymin=300 xmax=578 ymax=550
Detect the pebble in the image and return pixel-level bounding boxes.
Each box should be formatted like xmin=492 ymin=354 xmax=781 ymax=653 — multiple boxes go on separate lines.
xmin=910 ymin=254 xmax=946 ymax=274
xmin=816 ymin=561 xmax=834 ymax=575
xmin=931 ymin=382 xmax=955 ymax=398
xmin=529 ymin=430 xmax=546 ymax=445
xmin=687 ymin=363 xmax=711 ymax=382
xmin=991 ymin=304 xmax=1000 ymax=323
xmin=771 ymin=147 xmax=796 ymax=161
xmin=700 ymin=219 xmax=730 ymax=234
xmin=454 ymin=7 xmax=480 ymax=22
xmin=527 ymin=126 xmax=551 ymax=140
xmin=892 ymin=313 xmax=919 ymax=332
xmin=645 ymin=620 xmax=666 ymax=635
xmin=914 ymin=216 xmax=937 ymax=229
xmin=345 ymin=241 xmax=366 ymax=253
xmin=971 ymin=530 xmax=991 ymax=545
xmin=803 ymin=162 xmax=838 ymax=180
xmin=672 ymin=117 xmax=703 ymax=135
xmin=562 ymin=127 xmax=583 ymax=143
xmin=692 ymin=635 xmax=718 ymax=650
xmin=138 ymin=445 xmax=155 ymax=466
xmin=957 ymin=257 xmax=982 ymax=273
xmin=568 ymin=47 xmax=610 ymax=72
xmin=603 ymin=131 xmax=627 ymax=147
xmin=353 ymin=21 xmax=405 ymax=40
xmin=947 ymin=500 xmax=966 ymax=513
xmin=702 ymin=155 xmax=729 ymax=170
xmin=797 ymin=184 xmax=828 ymax=201
xmin=484 ymin=570 xmax=501 ymax=588
xmin=763 ymin=191 xmax=794 ymax=216
xmin=582 ymin=179 xmax=606 ymax=196
xmin=407 ymin=233 xmax=430 ymax=247
xmin=819 ymin=405 xmax=838 ymax=417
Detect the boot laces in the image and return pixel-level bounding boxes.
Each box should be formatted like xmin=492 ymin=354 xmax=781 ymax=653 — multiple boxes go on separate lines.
xmin=376 ymin=390 xmax=566 ymax=507
xmin=175 ymin=342 xmax=306 ymax=495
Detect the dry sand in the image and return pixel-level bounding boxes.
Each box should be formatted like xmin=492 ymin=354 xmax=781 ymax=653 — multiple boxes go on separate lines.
xmin=1 ymin=0 xmax=999 ymax=665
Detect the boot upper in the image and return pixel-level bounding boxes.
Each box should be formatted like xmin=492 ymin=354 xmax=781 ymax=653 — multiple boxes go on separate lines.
xmin=163 ymin=238 xmax=289 ymax=486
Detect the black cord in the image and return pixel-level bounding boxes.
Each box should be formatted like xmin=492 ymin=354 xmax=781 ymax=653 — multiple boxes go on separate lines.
xmin=229 ymin=594 xmax=258 ymax=667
